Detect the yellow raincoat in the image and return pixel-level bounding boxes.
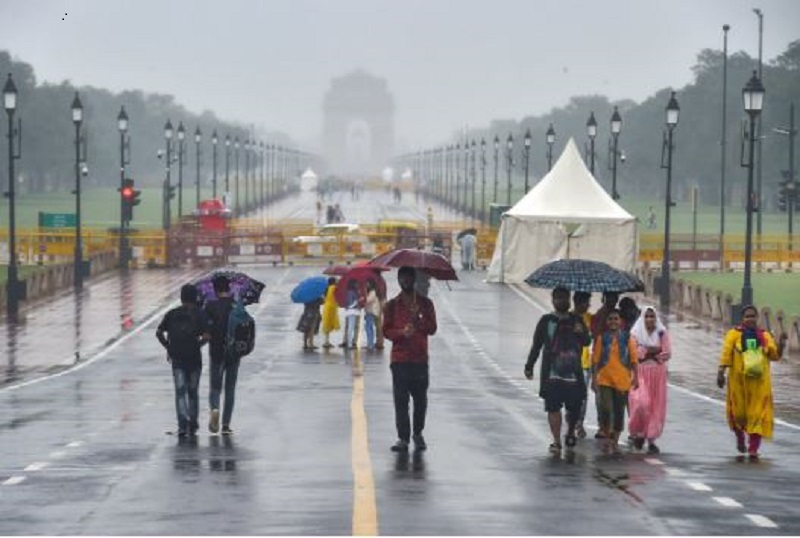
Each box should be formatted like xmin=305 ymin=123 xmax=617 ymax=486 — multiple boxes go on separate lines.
xmin=321 ymin=285 xmax=340 ymax=334
xmin=719 ymin=328 xmax=779 ymax=438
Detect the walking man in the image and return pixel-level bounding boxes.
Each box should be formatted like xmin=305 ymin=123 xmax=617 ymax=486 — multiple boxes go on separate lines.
xmin=383 ymin=266 xmax=438 ymax=452
xmin=204 ymin=274 xmax=239 ymax=435
xmin=156 ymin=284 xmax=208 ymax=437
xmin=525 ymin=287 xmax=590 ymax=453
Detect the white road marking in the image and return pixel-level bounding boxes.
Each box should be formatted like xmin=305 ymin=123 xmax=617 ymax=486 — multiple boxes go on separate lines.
xmin=664 ymin=467 xmax=688 ymax=476
xmin=66 ymin=441 xmax=83 ymax=448
xmin=48 ymin=451 xmax=66 ymax=459
xmin=713 ymin=496 xmax=743 ymax=508
xmin=24 ymin=462 xmax=49 ymax=471
xmin=745 ymin=514 xmax=778 ymax=528
xmin=645 ymin=458 xmax=665 ymax=466
xmin=686 ymin=481 xmax=713 ymax=491
xmin=2 ymin=476 xmax=26 ymax=485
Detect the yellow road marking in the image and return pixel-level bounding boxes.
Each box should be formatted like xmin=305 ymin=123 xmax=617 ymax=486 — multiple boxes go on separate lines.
xmin=351 ymin=350 xmax=378 ymax=535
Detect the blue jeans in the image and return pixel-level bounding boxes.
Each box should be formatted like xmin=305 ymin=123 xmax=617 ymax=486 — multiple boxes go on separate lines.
xmin=364 ymin=313 xmax=376 ymax=349
xmin=346 ymin=314 xmax=359 ymax=347
xmin=209 ymin=354 xmax=241 ymax=428
xmin=173 ymin=366 xmax=201 ymax=431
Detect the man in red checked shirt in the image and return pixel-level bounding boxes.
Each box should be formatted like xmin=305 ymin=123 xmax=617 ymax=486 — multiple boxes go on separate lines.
xmin=382 ymin=266 xmax=438 ymax=453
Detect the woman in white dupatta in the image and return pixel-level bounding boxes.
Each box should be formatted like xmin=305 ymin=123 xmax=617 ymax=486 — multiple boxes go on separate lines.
xmin=628 ymin=306 xmax=671 ymax=453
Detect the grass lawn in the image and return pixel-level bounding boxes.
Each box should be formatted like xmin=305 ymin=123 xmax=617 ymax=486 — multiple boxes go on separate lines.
xmin=0 ymin=265 xmax=47 ymax=285
xmin=677 ymin=271 xmax=800 ymax=319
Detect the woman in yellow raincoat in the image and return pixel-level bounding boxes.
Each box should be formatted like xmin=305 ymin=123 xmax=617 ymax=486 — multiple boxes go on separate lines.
xmin=717 ymin=305 xmax=787 ymax=460
xmin=321 ymin=277 xmax=340 ymax=348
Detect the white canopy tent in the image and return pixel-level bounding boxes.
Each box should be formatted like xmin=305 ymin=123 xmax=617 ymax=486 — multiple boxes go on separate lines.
xmin=486 ymin=138 xmax=638 ymax=283
xmin=300 ymin=168 xmax=318 ymax=191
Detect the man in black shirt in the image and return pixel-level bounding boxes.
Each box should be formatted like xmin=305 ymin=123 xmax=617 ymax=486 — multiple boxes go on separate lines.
xmin=204 ymin=274 xmax=238 ymax=435
xmin=525 ymin=287 xmax=590 ymax=453
xmin=156 ymin=284 xmax=208 ymax=437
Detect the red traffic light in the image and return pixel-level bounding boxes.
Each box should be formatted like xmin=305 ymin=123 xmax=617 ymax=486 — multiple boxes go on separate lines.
xmin=121 ymin=186 xmax=134 ymax=200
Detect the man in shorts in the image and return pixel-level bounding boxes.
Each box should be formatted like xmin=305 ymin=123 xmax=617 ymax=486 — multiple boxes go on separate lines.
xmin=525 ymin=287 xmax=590 ymax=453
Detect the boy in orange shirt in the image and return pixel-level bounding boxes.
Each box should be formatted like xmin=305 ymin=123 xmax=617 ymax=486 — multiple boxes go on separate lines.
xmin=591 ymin=309 xmax=639 ymax=453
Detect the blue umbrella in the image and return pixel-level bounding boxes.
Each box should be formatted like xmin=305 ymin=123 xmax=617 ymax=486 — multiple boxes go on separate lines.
xmin=525 ymin=259 xmax=644 ymax=293
xmin=291 ymin=276 xmax=329 ymax=304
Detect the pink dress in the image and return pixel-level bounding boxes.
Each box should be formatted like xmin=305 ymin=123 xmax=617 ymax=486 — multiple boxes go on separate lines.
xmin=628 ymin=331 xmax=671 ymax=440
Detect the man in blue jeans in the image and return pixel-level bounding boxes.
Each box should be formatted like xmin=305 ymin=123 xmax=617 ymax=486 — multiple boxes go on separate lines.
xmin=156 ymin=284 xmax=208 ymax=437
xmin=204 ymin=275 xmax=238 ymax=435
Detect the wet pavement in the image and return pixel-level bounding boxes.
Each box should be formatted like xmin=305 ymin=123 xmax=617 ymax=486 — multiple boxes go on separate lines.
xmin=1 ymin=191 xmax=799 ymax=535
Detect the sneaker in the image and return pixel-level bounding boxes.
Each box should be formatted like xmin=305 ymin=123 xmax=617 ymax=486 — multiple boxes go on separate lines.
xmin=412 ymin=434 xmax=427 ymax=451
xmin=209 ymin=409 xmax=220 ymax=434
xmin=390 ymin=439 xmax=409 ymax=452
xmin=221 ymin=426 xmax=233 ymax=436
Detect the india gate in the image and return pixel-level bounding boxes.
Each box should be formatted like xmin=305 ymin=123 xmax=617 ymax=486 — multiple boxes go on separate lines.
xmin=322 ymin=70 xmax=395 ymax=176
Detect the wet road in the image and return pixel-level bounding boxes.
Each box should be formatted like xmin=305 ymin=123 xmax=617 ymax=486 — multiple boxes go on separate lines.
xmin=1 ymin=191 xmax=799 ymax=535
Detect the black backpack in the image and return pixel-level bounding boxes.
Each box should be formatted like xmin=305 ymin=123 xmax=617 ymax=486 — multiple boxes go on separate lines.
xmin=547 ymin=315 xmax=582 ymax=382
xmin=224 ymin=301 xmax=256 ymax=359
xmin=168 ymin=307 xmax=202 ymax=361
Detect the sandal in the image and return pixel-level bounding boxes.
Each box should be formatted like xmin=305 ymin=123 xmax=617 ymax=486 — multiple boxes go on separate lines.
xmin=549 ymin=442 xmax=562 ymax=454
xmin=565 ymin=435 xmax=577 ymax=448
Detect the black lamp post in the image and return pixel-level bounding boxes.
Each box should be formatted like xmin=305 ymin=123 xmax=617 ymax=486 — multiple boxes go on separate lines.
xmin=586 ymin=112 xmax=597 ymax=174
xmin=546 ymin=123 xmax=555 ymax=171
xmin=260 ymin=141 xmax=265 ymax=206
xmin=493 ymin=135 xmax=499 ymax=202
xmin=523 ymin=128 xmax=531 ymax=193
xmin=720 ymin=24 xmax=730 ymax=266
xmin=462 ymin=142 xmax=469 ymax=213
xmin=455 ymin=142 xmax=461 ymax=210
xmin=244 ymin=139 xmax=250 ymax=212
xmin=234 ymin=136 xmax=240 ymax=215
xmin=211 ymin=130 xmax=218 ymax=199
xmin=741 ymin=70 xmax=766 ymax=307
xmin=4 ymin=73 xmax=21 ymax=319
xmin=480 ymin=138 xmax=487 ymax=223
xmin=176 ymin=122 xmax=185 ymax=217
xmin=610 ymin=106 xmax=622 ymax=199
xmin=224 ymin=134 xmax=230 ymax=200
xmin=506 ymin=133 xmax=513 ymax=205
xmin=71 ymin=92 xmax=85 ymax=291
xmin=470 ymin=139 xmax=477 ymax=219
xmin=660 ymin=92 xmax=680 ymax=312
xmin=117 ymin=106 xmax=129 ymax=271
xmin=194 ymin=127 xmax=202 ymax=209
xmin=163 ymin=119 xmax=173 ymax=230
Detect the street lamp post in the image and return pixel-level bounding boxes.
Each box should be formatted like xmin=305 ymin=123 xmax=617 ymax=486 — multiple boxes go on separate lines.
xmin=244 ymin=139 xmax=250 ymax=212
xmin=455 ymin=142 xmax=461 ymax=211
xmin=660 ymin=92 xmax=680 ymax=313
xmin=71 ymin=92 xmax=85 ymax=291
xmin=523 ymin=128 xmax=531 ymax=193
xmin=470 ymin=139 xmax=477 ymax=219
xmin=506 ymin=134 xmax=513 ymax=205
xmin=586 ymin=112 xmax=597 ymax=174
xmin=741 ymin=71 xmax=766 ymax=307
xmin=211 ymin=130 xmax=218 ymax=199
xmin=462 ymin=142 xmax=469 ymax=214
xmin=546 ymin=123 xmax=555 ymax=171
xmin=260 ymin=141 xmax=265 ymax=206
xmin=194 ymin=127 xmax=202 ymax=208
xmin=480 ymin=138 xmax=487 ymax=223
xmin=117 ymin=106 xmax=129 ymax=271
xmin=234 ymin=137 xmax=240 ymax=215
xmin=4 ymin=74 xmax=22 ymax=319
xmin=754 ymin=8 xmax=764 ymax=237
xmin=773 ymin=103 xmax=797 ymax=257
xmin=610 ymin=106 xmax=622 ymax=200
xmin=224 ymin=135 xmax=230 ymax=199
xmin=493 ymin=135 xmax=499 ymax=203
xmin=177 ymin=122 xmax=185 ymax=218
xmin=163 ymin=120 xmax=173 ymax=231
xmin=720 ymin=24 xmax=730 ymax=267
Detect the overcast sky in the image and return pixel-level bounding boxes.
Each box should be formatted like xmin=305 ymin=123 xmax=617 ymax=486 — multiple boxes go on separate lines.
xmin=1 ymin=0 xmax=799 ymax=150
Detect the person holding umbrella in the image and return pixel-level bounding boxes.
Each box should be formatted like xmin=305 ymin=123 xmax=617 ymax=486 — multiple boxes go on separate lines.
xmin=525 ymin=287 xmax=591 ymax=453
xmin=321 ymin=277 xmax=340 ymax=349
xmin=203 ymin=275 xmax=238 ymax=435
xmin=457 ymin=230 xmax=477 ymax=271
xmin=383 ymin=266 xmax=438 ymax=453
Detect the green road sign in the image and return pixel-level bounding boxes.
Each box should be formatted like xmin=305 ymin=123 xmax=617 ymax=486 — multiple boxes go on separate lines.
xmin=38 ymin=212 xmax=77 ymax=228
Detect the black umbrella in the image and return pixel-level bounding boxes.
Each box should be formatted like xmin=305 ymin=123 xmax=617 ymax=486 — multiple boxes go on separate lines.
xmin=456 ymin=228 xmax=478 ymax=240
xmin=525 ymin=259 xmax=644 ymax=293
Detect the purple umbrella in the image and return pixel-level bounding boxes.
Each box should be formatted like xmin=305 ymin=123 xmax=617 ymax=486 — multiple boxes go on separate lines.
xmin=194 ymin=270 xmax=265 ymax=305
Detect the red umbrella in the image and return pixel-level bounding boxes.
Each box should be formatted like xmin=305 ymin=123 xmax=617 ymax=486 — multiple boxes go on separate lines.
xmin=334 ymin=266 xmax=388 ymax=306
xmin=367 ymin=248 xmax=458 ymax=281
xmin=322 ymin=265 xmax=351 ymax=276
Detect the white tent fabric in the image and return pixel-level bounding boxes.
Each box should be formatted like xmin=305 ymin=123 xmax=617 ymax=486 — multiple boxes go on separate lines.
xmin=486 ymin=138 xmax=638 ymax=283
xmin=301 ymin=168 xmax=318 ymax=180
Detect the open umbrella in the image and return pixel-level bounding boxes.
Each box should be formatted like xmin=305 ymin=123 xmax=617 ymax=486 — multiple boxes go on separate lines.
xmin=334 ymin=266 xmax=388 ymax=305
xmin=525 ymin=259 xmax=644 ymax=293
xmin=367 ymin=248 xmax=458 ymax=281
xmin=194 ymin=270 xmax=265 ymax=306
xmin=290 ymin=276 xmax=330 ymax=304
xmin=456 ymin=227 xmax=478 ymax=241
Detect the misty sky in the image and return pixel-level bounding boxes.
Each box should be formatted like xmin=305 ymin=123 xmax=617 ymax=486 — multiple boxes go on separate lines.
xmin=1 ymin=0 xmax=799 ymax=150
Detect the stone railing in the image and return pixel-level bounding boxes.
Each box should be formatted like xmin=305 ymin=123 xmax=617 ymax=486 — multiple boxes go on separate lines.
xmin=637 ymin=268 xmax=799 ymax=354
xmin=0 ymin=250 xmax=118 ymax=309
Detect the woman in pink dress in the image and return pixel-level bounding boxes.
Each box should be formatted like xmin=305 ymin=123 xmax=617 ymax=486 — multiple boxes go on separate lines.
xmin=628 ymin=306 xmax=671 ymax=453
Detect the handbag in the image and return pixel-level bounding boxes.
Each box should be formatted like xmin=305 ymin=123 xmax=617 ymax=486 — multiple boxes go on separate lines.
xmin=742 ymin=338 xmax=764 ymax=379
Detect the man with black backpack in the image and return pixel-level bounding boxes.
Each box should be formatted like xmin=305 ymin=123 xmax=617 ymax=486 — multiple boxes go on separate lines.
xmin=524 ymin=287 xmax=591 ymax=454
xmin=156 ymin=284 xmax=208 ymax=437
xmin=204 ymin=274 xmax=255 ymax=435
